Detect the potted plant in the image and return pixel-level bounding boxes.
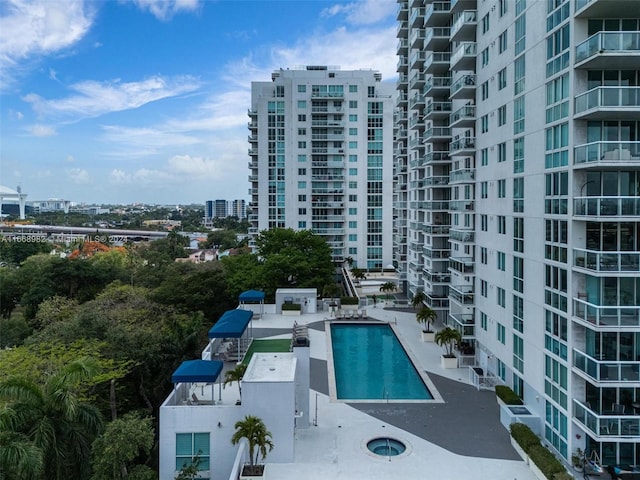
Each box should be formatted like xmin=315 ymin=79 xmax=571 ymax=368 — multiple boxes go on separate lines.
xmin=572 ymin=447 xmax=585 ymax=472
xmin=223 ymin=363 xmax=247 ymax=405
xmin=435 ymin=327 xmax=462 ymax=369
xmin=231 ymin=415 xmax=274 ymax=479
xmin=416 ymin=305 xmax=437 ymax=342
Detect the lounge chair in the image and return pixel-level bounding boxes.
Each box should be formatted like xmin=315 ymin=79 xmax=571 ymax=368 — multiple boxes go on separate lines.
xmin=191 ymin=393 xmax=200 ymax=404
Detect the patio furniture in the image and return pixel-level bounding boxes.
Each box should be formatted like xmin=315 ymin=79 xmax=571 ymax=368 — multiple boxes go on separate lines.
xmin=613 ymin=403 xmax=626 ymax=414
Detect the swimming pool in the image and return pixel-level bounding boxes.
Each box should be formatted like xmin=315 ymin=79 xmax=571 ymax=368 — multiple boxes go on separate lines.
xmin=328 ymin=322 xmax=434 ymax=401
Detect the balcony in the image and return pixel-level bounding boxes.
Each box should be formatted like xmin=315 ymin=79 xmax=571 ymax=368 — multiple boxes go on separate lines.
xmin=425 ymin=292 xmax=450 ymax=309
xmin=573 ymin=297 xmax=640 ymax=328
xmin=573 ymin=196 xmax=640 ymax=218
xmin=424 ymin=27 xmax=451 ymax=50
xmin=409 ymin=72 xmax=425 ymax=90
xmin=409 ymin=6 xmax=425 ymax=27
xmin=248 ymin=148 xmax=258 ymax=156
xmin=449 ymin=168 xmax=475 ymax=184
xmin=575 ymin=32 xmax=640 ymax=69
xmin=424 ymin=1 xmax=451 ymax=27
xmin=424 ymin=126 xmax=452 ymax=142
xmin=397 ymin=38 xmax=408 ymax=55
xmin=423 ymin=224 xmax=450 ymax=235
xmin=409 ymin=28 xmax=425 ymax=49
xmin=424 ymin=75 xmax=452 ymax=96
xmin=574 ymin=350 xmax=640 ymax=383
xmin=425 ymin=101 xmax=452 ymax=119
xmin=449 ymin=199 xmax=474 ymax=211
xmin=424 ymin=272 xmax=451 ymax=284
xmin=424 ymin=52 xmax=451 ymax=74
xmin=449 ymin=137 xmax=476 ymax=155
xmin=574 ymin=141 xmax=640 ymax=167
xmin=575 ymin=0 xmax=638 ymax=17
xmin=574 ymin=248 xmax=640 ymax=274
xmin=449 ymin=284 xmax=474 ymax=305
xmin=409 ymin=114 xmax=424 ymax=129
xmin=409 ymin=51 xmax=426 ymax=69
xmin=449 ymin=105 xmax=475 ymax=128
xmin=409 ymin=200 xmax=450 ymax=210
xmin=450 ymin=10 xmax=477 ymax=42
xmin=449 ymin=228 xmax=474 ymax=242
xmin=449 ymin=256 xmax=474 ymax=274
xmin=424 ymin=247 xmax=450 ymax=259
xmin=449 ymin=312 xmax=474 ymax=329
xmin=450 ymin=74 xmax=476 ymax=99
xmin=409 ymin=93 xmax=426 ymax=109
xmin=574 ymin=86 xmax=640 ymax=120
xmin=397 ymin=20 xmax=408 ymax=37
xmin=397 ymin=55 xmax=408 ymax=72
xmin=423 ymin=150 xmax=450 ymax=164
xmin=574 ymin=400 xmax=640 ymax=439
xmin=450 ymin=42 xmax=476 ymax=71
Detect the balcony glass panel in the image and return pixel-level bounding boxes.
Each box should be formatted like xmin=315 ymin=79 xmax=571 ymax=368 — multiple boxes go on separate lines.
xmin=574 ymin=248 xmax=640 ymax=273
xmin=575 ymin=87 xmax=640 ymax=114
xmin=574 ymin=400 xmax=640 ymax=438
xmin=573 ymin=298 xmax=640 ymax=327
xmin=574 ymin=196 xmax=640 ymax=217
xmin=575 ymin=32 xmax=640 ymax=63
xmin=574 ymin=350 xmax=640 ymax=382
xmin=574 ymin=141 xmax=640 ymax=165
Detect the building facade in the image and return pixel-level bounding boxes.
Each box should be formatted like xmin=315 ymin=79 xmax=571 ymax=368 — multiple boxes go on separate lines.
xmin=395 ymin=0 xmax=640 ymax=467
xmin=231 ymin=199 xmax=247 ymax=219
xmin=249 ymin=66 xmax=395 ymax=268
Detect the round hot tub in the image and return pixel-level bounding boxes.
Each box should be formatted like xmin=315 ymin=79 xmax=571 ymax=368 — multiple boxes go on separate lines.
xmin=366 ymin=437 xmax=406 ymax=456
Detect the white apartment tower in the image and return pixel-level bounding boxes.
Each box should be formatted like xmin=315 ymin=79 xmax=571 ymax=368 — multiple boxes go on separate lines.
xmin=396 ymin=0 xmax=640 ymax=467
xmin=249 ymin=66 xmax=394 ymax=268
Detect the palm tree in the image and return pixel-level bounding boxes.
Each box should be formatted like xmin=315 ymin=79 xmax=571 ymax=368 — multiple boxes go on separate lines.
xmin=0 ymin=358 xmax=104 ymax=480
xmin=379 ymin=281 xmax=398 ymax=302
xmin=231 ymin=415 xmax=274 ymax=476
xmin=434 ymin=327 xmax=462 ymax=358
xmin=416 ymin=306 xmax=437 ymax=333
xmin=411 ymin=291 xmax=426 ymax=311
xmin=223 ymin=364 xmax=247 ymax=401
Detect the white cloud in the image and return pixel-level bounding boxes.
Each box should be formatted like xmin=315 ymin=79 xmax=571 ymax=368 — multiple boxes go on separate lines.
xmin=321 ymin=0 xmax=396 ymax=25
xmin=124 ymin=0 xmax=201 ymax=21
xmin=22 ymin=74 xmax=201 ymax=120
xmin=0 ymin=0 xmax=95 ymax=90
xmin=68 ymin=167 xmax=90 ymax=184
xmin=28 ymin=124 xmax=56 ymax=136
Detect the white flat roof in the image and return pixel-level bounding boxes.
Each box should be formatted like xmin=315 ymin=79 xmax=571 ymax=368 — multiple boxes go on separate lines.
xmin=243 ymin=352 xmax=296 ymax=383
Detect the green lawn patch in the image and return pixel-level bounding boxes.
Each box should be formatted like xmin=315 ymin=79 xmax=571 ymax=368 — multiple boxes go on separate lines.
xmin=242 ymin=339 xmax=292 ymax=365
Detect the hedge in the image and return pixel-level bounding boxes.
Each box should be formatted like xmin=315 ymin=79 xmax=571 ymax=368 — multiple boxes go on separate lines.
xmin=282 ymin=303 xmax=301 ymax=311
xmin=510 ymin=423 xmax=540 ymax=451
xmin=510 ymin=423 xmax=567 ymax=480
xmin=496 ymin=385 xmax=524 ymax=405
xmin=340 ymin=296 xmax=359 ymax=305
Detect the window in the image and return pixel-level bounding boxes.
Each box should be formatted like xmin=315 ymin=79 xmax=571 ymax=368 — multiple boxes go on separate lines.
xmin=349 ymin=114 xmax=357 ymax=122
xmin=297 ymin=84 xmax=306 ymax=92
xmin=499 ymin=0 xmax=507 ymax=16
xmin=298 ymin=141 xmax=306 ymax=148
xmin=349 ymin=154 xmax=357 ymax=163
xmin=481 ymin=47 xmax=490 ymax=67
xmin=481 ymin=148 xmax=488 ymax=166
xmin=480 ymin=311 xmax=488 ymax=330
xmin=298 ymin=114 xmax=306 ymax=122
xmin=498 ymin=105 xmax=507 ymax=126
xmin=513 ymin=96 xmax=525 ymax=134
xmin=298 ymin=128 xmax=306 ymax=136
xmin=514 ymin=217 xmax=524 ymax=253
xmin=513 ymin=137 xmax=524 ymax=173
xmin=497 ymin=322 xmax=506 ymax=344
xmin=513 ymin=294 xmax=524 ymax=332
xmin=498 ymin=142 xmax=507 ymax=163
xmin=298 ymin=208 xmax=306 ymax=215
xmin=298 ymin=181 xmax=306 ymax=189
xmin=481 ymin=81 xmax=489 ymax=100
xmin=348 ymin=221 xmax=357 ymax=228
xmin=298 ymin=221 xmax=306 ymax=228
xmin=482 ymin=13 xmax=490 ymax=34
xmin=513 ymin=335 xmax=524 ymax=373
xmin=498 ymin=179 xmax=506 ymax=198
xmin=480 ymin=247 xmax=488 ymax=264
xmin=498 ymin=68 xmax=507 ymax=90
xmin=176 ymin=433 xmax=210 ymax=471
xmin=499 ymin=30 xmax=508 ymax=53
xmin=481 ymin=215 xmax=488 ymax=231
xmin=349 ymin=141 xmax=357 ymax=149
xmin=298 ymin=154 xmax=306 ymax=162
xmin=481 ymin=182 xmax=488 ymax=199
xmin=298 ymin=194 xmax=306 ymax=201
xmin=349 ymin=100 xmax=358 ymax=108
xmin=514 ymin=257 xmax=524 ymax=293
xmin=349 ymin=85 xmax=358 ymax=93
xmin=349 ymin=168 xmax=358 ymax=176
xmin=349 ymin=181 xmax=357 ymax=189
xmin=298 ymin=168 xmax=306 ymax=175
xmin=348 ymin=208 xmax=357 ymax=215
xmin=497 ymin=215 xmax=506 ymax=234
xmin=497 ymin=287 xmax=506 ymax=308
xmin=348 ymin=234 xmax=357 ymax=241
xmin=513 ymin=177 xmax=524 ymax=213
xmin=348 ymin=194 xmax=357 ymax=201
xmin=515 ymin=15 xmax=526 ymax=55
xmin=481 ymin=115 xmax=489 ymax=133
xmin=481 ymin=279 xmax=488 ymax=297
xmin=297 ymin=100 xmax=306 ymax=109
xmin=497 ymin=251 xmax=506 ymax=271
xmin=514 ymin=55 xmax=525 ymax=95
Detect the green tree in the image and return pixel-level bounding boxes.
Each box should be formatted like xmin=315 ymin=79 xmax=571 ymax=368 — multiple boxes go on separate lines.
xmin=0 ymin=428 xmax=44 ymax=480
xmin=223 ymin=364 xmax=247 ymax=401
xmin=434 ymin=327 xmax=462 ymax=358
xmin=0 ymin=239 xmax=51 ymax=265
xmin=174 ymin=453 xmax=201 ymax=480
xmin=411 ymin=291 xmax=426 ymax=310
xmin=351 ymin=268 xmax=366 ymax=281
xmin=90 ymin=412 xmax=155 ymax=480
xmin=200 ymin=230 xmax=238 ymax=250
xmin=0 ymin=358 xmax=104 ymax=480
xmin=231 ymin=415 xmax=274 ymax=475
xmin=379 ymin=281 xmax=398 ymax=302
xmin=0 ymin=267 xmax=21 ymax=319
xmin=416 ymin=306 xmax=437 ymax=333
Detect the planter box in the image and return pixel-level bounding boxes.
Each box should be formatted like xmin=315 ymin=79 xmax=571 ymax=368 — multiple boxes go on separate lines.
xmin=511 ymin=436 xmax=529 ymax=465
xmin=342 ymin=304 xmax=359 ymax=311
xmin=529 ymin=458 xmax=548 ymax=480
xmin=422 ymin=331 xmax=435 ymax=342
xmin=282 ymin=310 xmax=300 ymax=316
xmin=440 ymin=355 xmax=458 ymax=369
xmin=240 ymin=464 xmax=265 ymax=480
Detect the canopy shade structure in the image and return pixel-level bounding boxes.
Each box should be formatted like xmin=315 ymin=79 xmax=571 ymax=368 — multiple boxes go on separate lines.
xmin=208 ymin=309 xmax=253 ymax=338
xmin=239 ymin=290 xmax=265 ymax=302
xmin=171 ymin=359 xmax=223 ymax=383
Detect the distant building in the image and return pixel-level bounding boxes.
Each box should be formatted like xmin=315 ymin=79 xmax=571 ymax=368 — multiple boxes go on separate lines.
xmin=214 ymin=199 xmax=227 ymax=218
xmin=231 ymin=199 xmax=246 ymax=219
xmin=29 ymin=199 xmax=73 ymax=214
xmin=248 ymin=66 xmax=394 ymax=267
xmin=0 ymin=185 xmax=28 ymax=219
xmin=205 ymin=200 xmax=214 ymax=219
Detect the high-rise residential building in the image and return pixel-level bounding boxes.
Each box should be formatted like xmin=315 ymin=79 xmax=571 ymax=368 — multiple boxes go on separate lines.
xmin=249 ymin=66 xmax=395 ymax=268
xmin=214 ymin=199 xmax=228 ymax=218
xmin=231 ymin=199 xmax=246 ymax=219
xmin=396 ymin=0 xmax=640 ymax=467
xmin=205 ymin=200 xmax=214 ymax=220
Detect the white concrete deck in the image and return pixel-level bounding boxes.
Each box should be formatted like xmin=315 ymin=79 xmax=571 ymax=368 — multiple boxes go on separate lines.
xmin=250 ymin=305 xmax=537 ymax=480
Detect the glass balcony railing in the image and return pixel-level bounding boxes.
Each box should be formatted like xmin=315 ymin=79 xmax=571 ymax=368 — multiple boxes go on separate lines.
xmin=450 ymin=137 xmax=476 ymax=152
xmin=424 ymin=127 xmax=452 ymax=140
xmin=449 ymin=229 xmax=474 ymax=242
xmin=575 ymin=86 xmax=640 ymax=114
xmin=574 ymin=400 xmax=640 ymax=438
xmin=574 ymin=248 xmax=640 ymax=273
xmin=450 ymin=10 xmax=477 ymax=38
xmin=573 ymin=297 xmax=640 ymax=327
xmin=449 ymin=256 xmax=474 ymax=274
xmin=449 ymin=284 xmax=474 ymax=305
xmin=450 ymin=74 xmax=476 ymax=97
xmin=450 ymin=42 xmax=477 ymax=67
xmin=574 ymin=141 xmax=640 ymax=165
xmin=575 ymin=32 xmax=640 ymax=63
xmin=449 ymin=105 xmax=476 ymax=125
xmin=574 ymin=350 xmax=640 ymax=383
xmin=424 ymin=76 xmax=452 ymax=95
xmin=574 ymin=196 xmax=640 ymax=216
xmin=449 ymin=169 xmax=475 ymax=183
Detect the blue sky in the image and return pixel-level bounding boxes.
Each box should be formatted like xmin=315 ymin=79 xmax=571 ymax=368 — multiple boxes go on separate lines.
xmin=0 ymin=0 xmax=397 ymax=205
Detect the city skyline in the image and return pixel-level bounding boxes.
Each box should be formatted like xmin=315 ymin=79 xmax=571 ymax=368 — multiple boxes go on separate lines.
xmin=0 ymin=0 xmax=397 ymax=204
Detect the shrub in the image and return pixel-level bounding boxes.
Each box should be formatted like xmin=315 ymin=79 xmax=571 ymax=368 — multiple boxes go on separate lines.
xmin=528 ymin=444 xmax=565 ymax=479
xmin=553 ymin=472 xmax=573 ymax=480
xmin=340 ymin=296 xmax=359 ymax=305
xmin=509 ymin=423 xmax=540 ymax=452
xmin=496 ymin=385 xmax=523 ymax=405
xmin=282 ymin=303 xmax=301 ymax=311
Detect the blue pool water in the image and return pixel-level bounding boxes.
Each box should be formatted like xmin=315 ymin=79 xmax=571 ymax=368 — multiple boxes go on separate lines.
xmin=330 ymin=323 xmax=433 ymax=400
